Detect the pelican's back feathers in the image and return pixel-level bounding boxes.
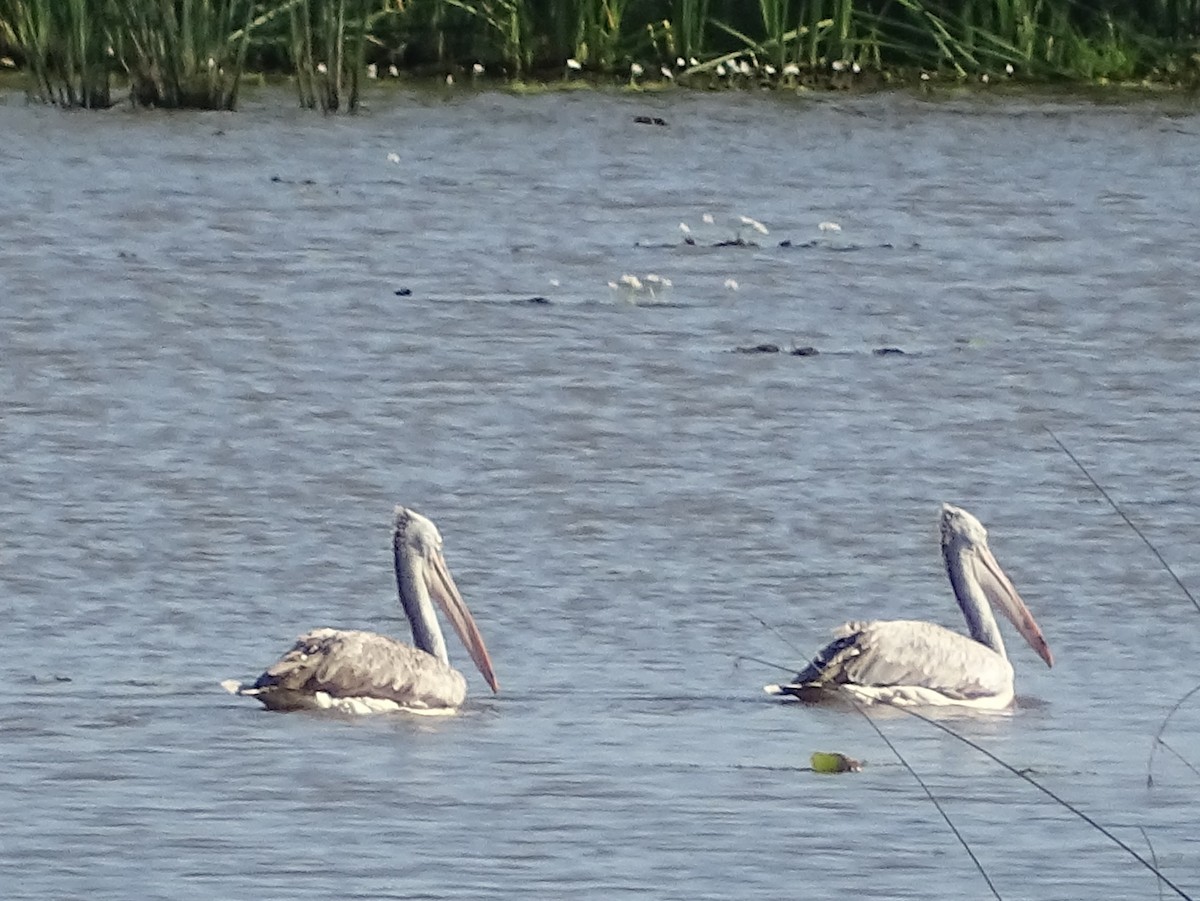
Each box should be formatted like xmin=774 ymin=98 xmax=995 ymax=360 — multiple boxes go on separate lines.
xmin=228 ymin=628 xmax=467 ymax=711
xmin=772 ymin=620 xmax=1015 ymax=705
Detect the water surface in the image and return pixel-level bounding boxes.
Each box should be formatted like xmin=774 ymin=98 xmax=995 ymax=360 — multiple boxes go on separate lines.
xmin=2 ymin=86 xmax=1199 ymax=900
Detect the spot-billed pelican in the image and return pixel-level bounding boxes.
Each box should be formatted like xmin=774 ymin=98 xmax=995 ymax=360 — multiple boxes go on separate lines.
xmin=222 ymin=506 xmax=499 ymax=714
xmin=765 ymin=504 xmax=1052 ymax=709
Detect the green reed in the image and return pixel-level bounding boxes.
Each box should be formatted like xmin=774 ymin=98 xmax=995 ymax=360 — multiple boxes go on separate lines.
xmin=441 ymin=0 xmax=532 ymax=73
xmin=878 ymin=0 xmax=1145 ymax=79
xmin=113 ymin=0 xmax=254 ymax=109
xmin=574 ymin=0 xmax=636 ymax=72
xmin=792 ymin=0 xmax=857 ymax=67
xmin=756 ymin=0 xmax=792 ymax=67
xmin=671 ymin=0 xmax=713 ymax=61
xmin=288 ymin=0 xmax=369 ymax=111
xmin=0 ymin=0 xmax=254 ymax=108
xmin=0 ymin=0 xmax=112 ymax=107
xmin=1 ymin=0 xmax=1197 ymax=104
xmin=700 ymin=0 xmax=862 ymax=72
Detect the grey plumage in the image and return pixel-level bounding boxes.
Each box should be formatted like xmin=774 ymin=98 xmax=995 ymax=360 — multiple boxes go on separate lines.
xmin=766 ymin=504 xmax=1052 ymax=709
xmin=223 ymin=506 xmax=498 ymax=714
xmin=234 ymin=628 xmax=468 ymax=711
xmin=790 ymin=619 xmax=1015 ymax=702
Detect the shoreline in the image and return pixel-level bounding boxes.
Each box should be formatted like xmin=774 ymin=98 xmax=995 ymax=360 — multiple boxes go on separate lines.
xmin=1 ymin=65 xmax=1197 ymax=110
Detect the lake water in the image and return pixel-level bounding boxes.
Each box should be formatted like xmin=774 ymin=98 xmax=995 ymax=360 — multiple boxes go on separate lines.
xmin=2 ymin=84 xmax=1198 ymax=900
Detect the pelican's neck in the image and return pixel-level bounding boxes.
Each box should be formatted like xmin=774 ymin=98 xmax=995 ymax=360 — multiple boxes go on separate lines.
xmin=394 ymin=537 xmax=450 ymax=666
xmin=944 ymin=542 xmax=1008 ymax=659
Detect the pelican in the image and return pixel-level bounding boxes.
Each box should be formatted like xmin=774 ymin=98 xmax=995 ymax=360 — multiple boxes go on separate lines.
xmin=765 ymin=504 xmax=1052 ymax=709
xmin=222 ymin=506 xmax=499 ymax=714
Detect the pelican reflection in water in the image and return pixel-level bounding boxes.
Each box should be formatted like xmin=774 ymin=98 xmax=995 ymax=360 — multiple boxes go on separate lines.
xmin=766 ymin=504 xmax=1052 ymax=709
xmin=222 ymin=506 xmax=499 ymax=714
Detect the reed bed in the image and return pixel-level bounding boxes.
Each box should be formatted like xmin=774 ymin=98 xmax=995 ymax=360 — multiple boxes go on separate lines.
xmin=114 ymin=0 xmax=254 ymax=109
xmin=1 ymin=0 xmax=112 ymax=108
xmin=372 ymin=0 xmax=1200 ymax=83
xmin=1 ymin=0 xmax=1197 ymax=109
xmin=288 ymin=0 xmax=369 ymax=111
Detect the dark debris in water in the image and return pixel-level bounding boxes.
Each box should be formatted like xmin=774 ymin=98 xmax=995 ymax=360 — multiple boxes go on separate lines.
xmin=733 ymin=343 xmax=822 ymax=356
xmin=634 ymin=238 xmax=759 ymax=249
xmin=735 ymin=343 xmax=780 ymax=354
xmin=778 ymin=239 xmax=919 ymax=251
xmin=394 ymin=287 xmax=413 ymax=296
xmin=270 ymin=175 xmax=317 ymax=185
xmin=733 ymin=344 xmax=909 ymax=357
xmin=441 ymin=295 xmax=555 ymax=306
xmin=638 ymin=239 xmax=920 ymax=251
xmin=634 ymin=115 xmax=668 ymax=127
xmin=24 ymin=674 xmax=73 ymax=683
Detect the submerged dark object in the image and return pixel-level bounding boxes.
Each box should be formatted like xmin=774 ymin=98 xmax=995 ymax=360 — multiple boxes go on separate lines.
xmin=735 ymin=343 xmax=780 ymax=354
xmin=634 ymin=115 xmax=668 ymax=126
xmin=734 ymin=343 xmax=820 ymax=355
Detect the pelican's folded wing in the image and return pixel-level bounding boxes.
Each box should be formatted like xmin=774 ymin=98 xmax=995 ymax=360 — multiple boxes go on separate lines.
xmin=248 ymin=628 xmax=467 ymax=709
xmin=821 ymin=620 xmax=1013 ymax=700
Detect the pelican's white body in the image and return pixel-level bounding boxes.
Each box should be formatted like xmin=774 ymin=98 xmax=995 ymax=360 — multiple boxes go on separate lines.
xmin=767 ymin=505 xmax=1052 ymax=709
xmin=767 ymin=620 xmax=1016 ymax=709
xmin=223 ymin=507 xmax=498 ymax=714
xmin=222 ymin=629 xmax=469 ymax=713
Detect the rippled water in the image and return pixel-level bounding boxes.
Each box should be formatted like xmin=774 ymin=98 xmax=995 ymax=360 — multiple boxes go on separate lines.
xmin=3 ymin=86 xmax=1199 ymax=900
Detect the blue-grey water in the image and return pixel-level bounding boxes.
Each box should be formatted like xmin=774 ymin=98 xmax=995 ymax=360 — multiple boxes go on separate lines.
xmin=2 ymin=85 xmax=1199 ymax=900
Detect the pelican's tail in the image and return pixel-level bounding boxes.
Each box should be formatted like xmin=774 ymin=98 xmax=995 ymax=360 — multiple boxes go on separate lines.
xmin=763 ymin=633 xmax=863 ymax=700
xmin=763 ymin=680 xmax=839 ymax=703
xmin=221 ymin=679 xmax=253 ymax=695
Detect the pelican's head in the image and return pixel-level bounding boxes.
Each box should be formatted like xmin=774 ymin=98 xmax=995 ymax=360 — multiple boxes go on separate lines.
xmin=393 ymin=506 xmax=500 ymax=693
xmin=940 ymin=503 xmax=1053 ymax=668
xmin=393 ymin=506 xmax=446 ymax=561
xmin=940 ymin=503 xmax=989 ymax=551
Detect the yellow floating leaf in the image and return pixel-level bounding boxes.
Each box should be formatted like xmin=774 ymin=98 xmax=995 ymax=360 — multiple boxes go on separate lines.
xmin=811 ymin=751 xmax=862 ymax=774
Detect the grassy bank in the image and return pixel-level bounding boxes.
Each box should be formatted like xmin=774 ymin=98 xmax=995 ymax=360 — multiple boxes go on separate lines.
xmin=1 ymin=0 xmax=1198 ymax=108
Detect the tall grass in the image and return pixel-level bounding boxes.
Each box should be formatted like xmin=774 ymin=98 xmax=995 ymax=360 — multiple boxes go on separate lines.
xmin=441 ymin=0 xmax=533 ymax=73
xmin=0 ymin=0 xmax=112 ymax=107
xmin=114 ymin=0 xmax=254 ymax=109
xmin=1 ymin=0 xmax=1197 ymax=104
xmin=575 ymin=0 xmax=636 ymax=72
xmin=288 ymin=0 xmax=369 ymax=111
xmin=0 ymin=0 xmax=255 ymax=108
xmin=671 ymin=0 xmax=712 ymax=62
